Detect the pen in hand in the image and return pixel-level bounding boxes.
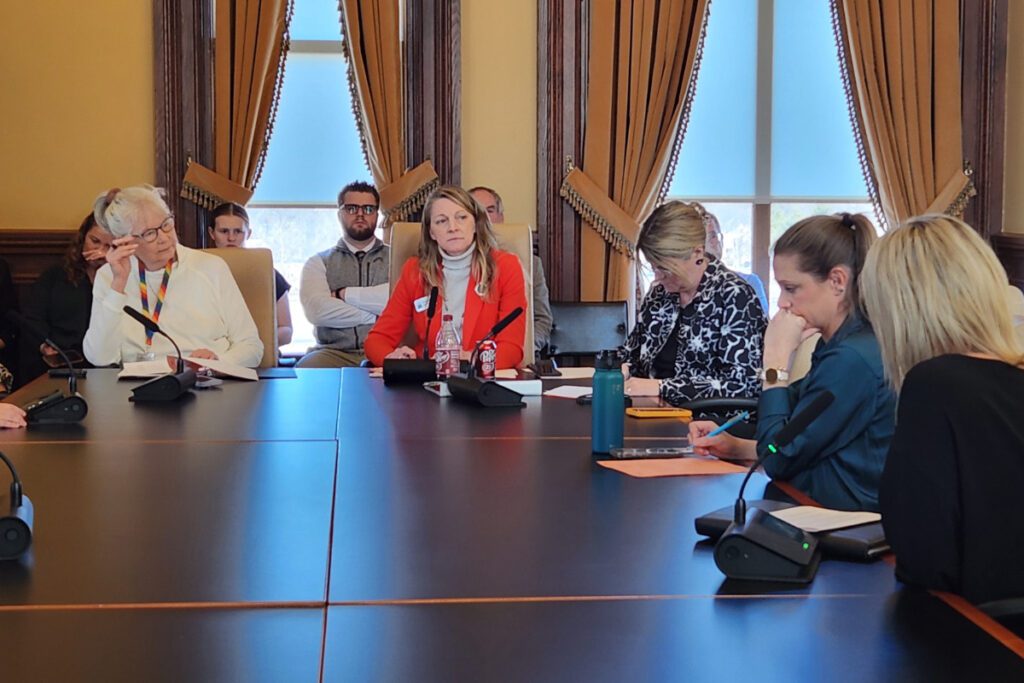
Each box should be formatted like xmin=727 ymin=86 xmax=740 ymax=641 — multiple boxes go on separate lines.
xmin=705 ymin=411 xmax=750 ymax=438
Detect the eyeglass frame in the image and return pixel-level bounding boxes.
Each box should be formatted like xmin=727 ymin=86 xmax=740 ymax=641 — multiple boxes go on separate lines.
xmin=131 ymin=214 xmax=176 ymax=243
xmin=339 ymin=204 xmax=379 ymax=216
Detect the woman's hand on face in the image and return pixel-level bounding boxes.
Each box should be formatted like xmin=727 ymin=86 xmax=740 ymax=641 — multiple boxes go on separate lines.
xmin=0 ymin=403 xmax=28 ymax=429
xmin=190 ymin=348 xmax=219 ymax=360
xmin=82 ymin=248 xmax=108 ymax=263
xmin=624 ymin=377 xmax=660 ymax=397
xmin=105 ymin=236 xmax=138 ymax=293
xmin=764 ymin=309 xmax=818 ymax=368
xmin=385 ymin=346 xmax=417 ymax=360
xmin=688 ymin=420 xmax=752 ymax=461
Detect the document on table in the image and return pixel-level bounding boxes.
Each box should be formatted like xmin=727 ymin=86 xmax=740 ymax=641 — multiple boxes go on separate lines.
xmin=543 ymin=385 xmax=593 ymax=399
xmin=768 ymin=506 xmax=881 ymax=533
xmin=597 ymin=458 xmax=748 ymax=477
xmin=118 ymin=357 xmax=258 ymax=381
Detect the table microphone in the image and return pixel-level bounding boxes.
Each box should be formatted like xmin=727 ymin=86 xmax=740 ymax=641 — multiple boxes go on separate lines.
xmin=448 ymin=307 xmax=525 ymax=407
xmin=122 ymin=306 xmax=196 ymax=402
xmin=712 ymin=390 xmax=835 ymax=584
xmin=422 ymin=286 xmax=439 ymax=360
xmin=5 ymin=311 xmax=88 ymax=424
xmin=0 ymin=450 xmax=33 ymax=560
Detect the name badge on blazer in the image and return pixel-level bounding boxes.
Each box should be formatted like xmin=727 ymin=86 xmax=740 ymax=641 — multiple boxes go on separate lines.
xmin=414 ymin=295 xmax=430 ymax=313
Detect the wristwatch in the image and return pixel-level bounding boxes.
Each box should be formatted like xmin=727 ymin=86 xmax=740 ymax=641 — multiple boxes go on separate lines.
xmin=759 ymin=367 xmax=790 ymax=384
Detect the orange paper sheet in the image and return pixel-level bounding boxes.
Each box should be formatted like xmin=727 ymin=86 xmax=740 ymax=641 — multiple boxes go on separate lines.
xmin=597 ymin=458 xmax=747 ymax=478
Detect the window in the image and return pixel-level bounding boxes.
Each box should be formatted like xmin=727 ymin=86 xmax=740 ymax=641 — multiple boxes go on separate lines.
xmin=665 ymin=0 xmax=875 ymax=312
xmin=247 ymin=0 xmax=374 ymax=355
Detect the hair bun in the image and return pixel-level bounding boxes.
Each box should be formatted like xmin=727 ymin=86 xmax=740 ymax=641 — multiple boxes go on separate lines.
xmin=840 ymin=212 xmax=855 ymax=229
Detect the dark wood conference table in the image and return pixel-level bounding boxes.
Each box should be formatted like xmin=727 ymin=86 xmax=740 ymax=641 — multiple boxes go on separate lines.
xmin=1 ymin=368 xmax=1022 ymax=681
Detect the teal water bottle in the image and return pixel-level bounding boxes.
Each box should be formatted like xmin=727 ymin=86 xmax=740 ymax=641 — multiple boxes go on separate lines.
xmin=592 ymin=350 xmax=625 ymax=454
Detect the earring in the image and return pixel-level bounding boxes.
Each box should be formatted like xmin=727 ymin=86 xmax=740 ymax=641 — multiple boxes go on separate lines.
xmin=695 ymin=258 xmax=705 ymax=266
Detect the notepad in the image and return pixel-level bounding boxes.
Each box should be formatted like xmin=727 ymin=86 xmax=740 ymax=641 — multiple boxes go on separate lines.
xmin=768 ymin=506 xmax=881 ymax=533
xmin=597 ymin=458 xmax=748 ymax=477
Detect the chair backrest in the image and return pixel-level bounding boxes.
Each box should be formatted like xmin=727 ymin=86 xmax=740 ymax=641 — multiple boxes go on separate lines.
xmin=206 ymin=247 xmax=278 ymax=368
xmin=547 ymin=301 xmax=628 ymax=358
xmin=388 ymin=222 xmax=535 ymax=365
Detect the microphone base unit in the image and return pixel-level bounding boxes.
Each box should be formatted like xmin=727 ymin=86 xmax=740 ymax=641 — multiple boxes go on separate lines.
xmin=713 ymin=508 xmax=821 ymax=584
xmin=24 ymin=391 xmax=88 ymax=424
xmin=130 ymin=369 xmax=197 ymax=402
xmin=447 ymin=374 xmax=525 ymax=408
xmin=0 ymin=494 xmax=33 ymax=561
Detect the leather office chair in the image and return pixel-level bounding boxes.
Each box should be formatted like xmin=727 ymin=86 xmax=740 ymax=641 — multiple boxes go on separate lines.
xmin=207 ymin=247 xmax=278 ymax=368
xmin=389 ymin=222 xmax=536 ymax=366
xmin=979 ymin=597 xmax=1024 ymax=638
xmin=546 ymin=301 xmax=628 ymax=362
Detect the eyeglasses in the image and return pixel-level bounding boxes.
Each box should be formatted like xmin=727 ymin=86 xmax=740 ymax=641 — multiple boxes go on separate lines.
xmin=339 ymin=204 xmax=379 ymax=216
xmin=132 ymin=215 xmax=175 ymax=243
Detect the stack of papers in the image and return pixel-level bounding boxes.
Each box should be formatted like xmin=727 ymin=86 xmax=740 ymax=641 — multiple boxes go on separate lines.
xmin=768 ymin=506 xmax=881 ymax=533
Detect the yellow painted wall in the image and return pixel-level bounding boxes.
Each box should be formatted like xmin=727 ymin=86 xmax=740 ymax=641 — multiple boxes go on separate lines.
xmin=1005 ymin=1 xmax=1024 ymax=233
xmin=0 ymin=3 xmax=154 ymax=229
xmin=461 ymin=1 xmax=537 ymax=228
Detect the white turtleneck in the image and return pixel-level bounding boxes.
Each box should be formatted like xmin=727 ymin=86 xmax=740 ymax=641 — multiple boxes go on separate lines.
xmin=441 ymin=247 xmax=474 ymax=340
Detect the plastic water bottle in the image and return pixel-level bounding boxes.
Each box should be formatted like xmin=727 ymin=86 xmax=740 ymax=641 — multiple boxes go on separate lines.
xmin=435 ymin=314 xmax=462 ymax=378
xmin=592 ymin=350 xmax=625 ymax=453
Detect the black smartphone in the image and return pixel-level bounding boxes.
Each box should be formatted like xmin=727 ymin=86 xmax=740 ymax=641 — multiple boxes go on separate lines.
xmin=48 ymin=368 xmax=87 ymax=379
xmin=43 ymin=349 xmax=85 ymax=368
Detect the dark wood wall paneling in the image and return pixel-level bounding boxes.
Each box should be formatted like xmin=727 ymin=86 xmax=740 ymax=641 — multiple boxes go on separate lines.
xmin=961 ymin=0 xmax=1008 ymax=240
xmin=0 ymin=230 xmax=76 ymax=307
xmin=536 ymin=0 xmax=587 ymax=302
xmin=404 ymin=0 xmax=461 ymax=188
xmin=153 ymin=0 xmax=216 ymax=249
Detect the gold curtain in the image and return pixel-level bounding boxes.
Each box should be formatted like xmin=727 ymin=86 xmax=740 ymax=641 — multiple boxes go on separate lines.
xmin=561 ymin=0 xmax=709 ymax=301
xmin=832 ymin=0 xmax=974 ymax=230
xmin=339 ymin=0 xmax=438 ymax=224
xmin=214 ymin=0 xmax=293 ymax=191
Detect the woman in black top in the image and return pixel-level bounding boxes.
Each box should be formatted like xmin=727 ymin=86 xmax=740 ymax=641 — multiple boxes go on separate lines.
xmin=619 ymin=201 xmax=766 ymax=406
xmin=861 ymin=214 xmax=1024 ymax=604
xmin=21 ymin=214 xmax=113 ymax=382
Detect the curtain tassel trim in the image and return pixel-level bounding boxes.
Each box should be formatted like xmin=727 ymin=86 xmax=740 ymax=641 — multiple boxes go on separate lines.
xmin=379 ymin=160 xmax=441 ymax=224
xmin=559 ymin=167 xmax=639 ymax=258
xmin=180 ymin=160 xmax=254 ymax=210
xmin=253 ymin=0 xmax=295 ymax=189
xmin=659 ymin=0 xmax=712 ymax=205
xmin=926 ymin=163 xmax=977 ymax=219
xmin=830 ymin=0 xmax=887 ymax=231
xmin=338 ymin=7 xmax=375 ymax=184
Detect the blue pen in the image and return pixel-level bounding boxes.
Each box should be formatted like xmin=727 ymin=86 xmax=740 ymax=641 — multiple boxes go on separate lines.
xmin=705 ymin=411 xmax=749 ymax=438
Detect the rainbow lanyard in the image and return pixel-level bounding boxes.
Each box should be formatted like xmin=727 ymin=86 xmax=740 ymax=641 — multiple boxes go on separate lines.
xmin=138 ymin=259 xmax=174 ymax=346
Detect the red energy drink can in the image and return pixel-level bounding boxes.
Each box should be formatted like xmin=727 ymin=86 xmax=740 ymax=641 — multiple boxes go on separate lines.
xmin=476 ymin=340 xmax=497 ymax=379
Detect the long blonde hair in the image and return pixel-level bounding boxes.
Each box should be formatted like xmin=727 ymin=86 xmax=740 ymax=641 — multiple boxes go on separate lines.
xmin=418 ymin=185 xmax=499 ymax=298
xmin=860 ymin=214 xmax=1024 ymax=391
xmin=637 ymin=201 xmax=709 ymax=280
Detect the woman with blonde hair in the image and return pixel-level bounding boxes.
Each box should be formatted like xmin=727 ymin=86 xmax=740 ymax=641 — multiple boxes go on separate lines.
xmin=364 ymin=185 xmax=527 ymax=368
xmin=690 ymin=213 xmax=896 ymax=511
xmin=860 ymin=214 xmax=1024 ymax=604
xmin=620 ymin=200 xmax=766 ymax=406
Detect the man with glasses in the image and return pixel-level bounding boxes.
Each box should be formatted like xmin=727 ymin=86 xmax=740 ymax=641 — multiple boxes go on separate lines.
xmin=297 ymin=181 xmax=389 ymax=367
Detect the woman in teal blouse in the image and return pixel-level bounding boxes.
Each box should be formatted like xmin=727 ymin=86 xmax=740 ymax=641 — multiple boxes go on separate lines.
xmin=689 ymin=213 xmax=896 ymax=511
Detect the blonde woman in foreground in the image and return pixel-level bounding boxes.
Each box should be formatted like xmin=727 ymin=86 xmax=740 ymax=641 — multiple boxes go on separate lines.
xmin=860 ymin=214 xmax=1024 ymax=605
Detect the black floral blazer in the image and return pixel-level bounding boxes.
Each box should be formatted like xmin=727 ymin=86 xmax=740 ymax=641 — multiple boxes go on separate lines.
xmin=620 ymin=257 xmax=767 ymax=406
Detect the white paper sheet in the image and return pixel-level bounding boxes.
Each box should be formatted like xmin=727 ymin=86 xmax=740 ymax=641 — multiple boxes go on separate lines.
xmin=769 ymin=506 xmax=881 ymax=533
xmin=543 ymin=385 xmax=593 ymax=399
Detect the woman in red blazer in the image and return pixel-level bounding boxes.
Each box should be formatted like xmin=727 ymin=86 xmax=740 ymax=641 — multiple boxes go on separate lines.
xmin=365 ymin=185 xmax=527 ymax=369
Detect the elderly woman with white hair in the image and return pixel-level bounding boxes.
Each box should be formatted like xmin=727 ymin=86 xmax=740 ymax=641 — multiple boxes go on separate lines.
xmin=83 ymin=186 xmax=263 ymax=367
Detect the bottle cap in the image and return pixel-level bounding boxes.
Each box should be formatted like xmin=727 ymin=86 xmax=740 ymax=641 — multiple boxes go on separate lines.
xmin=595 ymin=350 xmax=620 ymax=370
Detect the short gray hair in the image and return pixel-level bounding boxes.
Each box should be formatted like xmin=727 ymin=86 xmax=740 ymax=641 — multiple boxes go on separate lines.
xmin=93 ymin=185 xmax=171 ymax=238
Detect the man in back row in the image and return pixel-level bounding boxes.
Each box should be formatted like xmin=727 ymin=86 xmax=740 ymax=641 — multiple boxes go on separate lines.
xmin=469 ymin=186 xmax=553 ymax=352
xmin=297 ymin=181 xmax=389 ymax=367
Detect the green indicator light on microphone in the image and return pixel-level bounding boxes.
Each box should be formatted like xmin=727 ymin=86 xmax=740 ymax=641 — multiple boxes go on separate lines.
xmin=768 ymin=444 xmax=777 ymax=454
xmin=802 ymin=542 xmax=810 ymax=550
